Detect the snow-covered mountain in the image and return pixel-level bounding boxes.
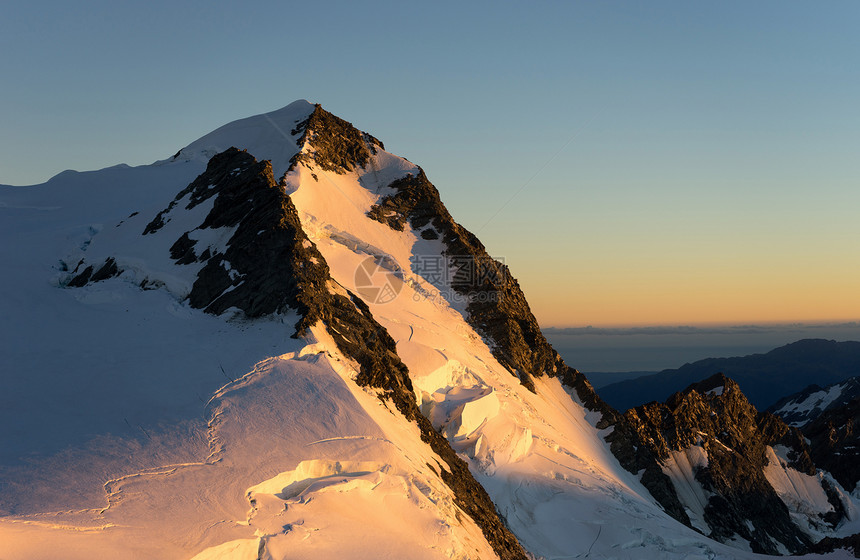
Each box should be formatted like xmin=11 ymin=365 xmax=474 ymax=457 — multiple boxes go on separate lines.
xmin=622 ymin=373 xmax=858 ymax=554
xmin=1 ymin=100 xmax=858 ymax=559
xmin=769 ymin=377 xmax=860 ymax=429
xmin=769 ymin=378 xmax=860 ymax=506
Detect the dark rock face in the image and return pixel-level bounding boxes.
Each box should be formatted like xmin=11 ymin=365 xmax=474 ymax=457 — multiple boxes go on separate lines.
xmin=66 ymin=147 xmax=333 ymax=322
xmin=769 ymin=376 xmax=860 ymax=495
xmin=196 ymin=150 xmax=329 ymax=317
xmin=289 ymin=104 xmax=382 ymax=175
xmin=769 ymin=376 xmax=860 ymax=428
xmin=365 ymin=165 xmax=691 ymax=529
xmin=141 ymin=147 xmax=331 ymax=319
xmin=67 ymin=257 xmax=122 ymax=287
xmin=368 ymin=169 xmax=564 ymax=392
xmin=810 ymin=532 xmax=860 ymax=558
xmin=66 ymin=264 xmax=93 ymax=287
xmin=622 ymin=374 xmax=817 ymax=554
xmin=281 ymin=107 xmax=677 ymax=555
xmin=294 ymin=267 xmax=527 ymax=560
xmin=108 ymin=147 xmax=528 ymax=560
xmin=803 ymin=396 xmax=860 ymax=492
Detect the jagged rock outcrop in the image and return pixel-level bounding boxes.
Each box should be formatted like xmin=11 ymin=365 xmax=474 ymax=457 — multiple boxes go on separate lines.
xmin=545 ymin=365 xmax=690 ymax=526
xmin=289 ymin=104 xmax=382 ymax=175
xmin=768 ymin=377 xmax=860 ymax=495
xmin=809 ymin=532 xmax=860 ymax=558
xmin=146 ymin=147 xmax=330 ymax=318
xmin=769 ymin=376 xmax=860 ymax=428
xmin=367 ymin=168 xmax=566 ymax=392
xmin=48 ymin=101 xmax=859 ymax=558
xmin=621 ymin=373 xmax=823 ymax=554
xmin=360 ymin=142 xmax=691 ymax=532
xmin=803 ymin=396 xmax=860 ymax=492
xmin=68 ymin=146 xmax=527 ymax=560
xmin=281 ymin=105 xmax=705 ymax=556
xmin=67 ymin=257 xmax=121 ymax=287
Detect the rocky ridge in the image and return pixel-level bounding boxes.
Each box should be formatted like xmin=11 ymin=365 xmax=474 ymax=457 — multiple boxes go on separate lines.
xmin=810 ymin=532 xmax=860 ymax=558
xmin=769 ymin=376 xmax=860 ymax=428
xmin=359 ymin=135 xmax=701 ymax=535
xmin=769 ymin=376 xmax=860 ymax=497
xmin=170 ymin=106 xmax=691 ymax=559
xmin=289 ymin=103 xmax=382 ymax=175
xmin=60 ymin=103 xmax=858 ymax=557
xmin=621 ymin=373 xmax=854 ymax=554
xmin=366 ymin=169 xmax=562 ymax=392
xmin=282 ymin=104 xmax=725 ymax=555
xmin=67 ymin=146 xmax=527 ymax=560
xmin=803 ymin=396 xmax=860 ymax=493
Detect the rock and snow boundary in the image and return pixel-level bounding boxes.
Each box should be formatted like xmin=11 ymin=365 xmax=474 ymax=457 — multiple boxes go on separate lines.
xmin=2 ymin=100 xmax=858 ymax=560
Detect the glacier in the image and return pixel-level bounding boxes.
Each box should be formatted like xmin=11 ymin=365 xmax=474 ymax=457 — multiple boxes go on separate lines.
xmin=0 ymin=100 xmax=856 ymax=559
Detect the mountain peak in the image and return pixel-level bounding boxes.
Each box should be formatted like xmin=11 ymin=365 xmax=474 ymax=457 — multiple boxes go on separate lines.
xmin=621 ymin=369 xmax=842 ymax=554
xmin=169 ymin=99 xmax=316 ymax=174
xmin=685 ymin=372 xmax=736 ymax=398
xmin=289 ymin=103 xmax=383 ymax=175
xmin=5 ymin=102 xmax=859 ymax=559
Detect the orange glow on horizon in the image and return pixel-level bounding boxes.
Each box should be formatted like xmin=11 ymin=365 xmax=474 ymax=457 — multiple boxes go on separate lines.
xmin=517 ymin=257 xmax=860 ymax=329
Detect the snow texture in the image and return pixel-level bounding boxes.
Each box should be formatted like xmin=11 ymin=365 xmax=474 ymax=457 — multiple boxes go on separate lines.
xmin=2 ymin=101 xmax=857 ymax=559
xmin=773 ymin=381 xmax=856 ymax=427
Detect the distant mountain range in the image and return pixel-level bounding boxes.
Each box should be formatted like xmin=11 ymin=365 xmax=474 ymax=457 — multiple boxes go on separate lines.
xmin=3 ymin=101 xmax=859 ymax=559
xmin=597 ymin=339 xmax=860 ymax=412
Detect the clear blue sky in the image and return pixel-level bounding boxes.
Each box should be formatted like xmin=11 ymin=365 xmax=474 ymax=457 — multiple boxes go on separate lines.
xmin=2 ymin=1 xmax=859 ymax=326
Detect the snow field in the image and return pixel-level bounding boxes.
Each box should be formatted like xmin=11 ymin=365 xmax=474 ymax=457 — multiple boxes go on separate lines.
xmin=4 ymin=100 xmax=859 ymax=559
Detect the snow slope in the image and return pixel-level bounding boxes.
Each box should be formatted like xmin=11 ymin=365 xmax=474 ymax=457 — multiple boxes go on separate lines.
xmin=276 ymin=108 xmax=860 ymax=558
xmin=770 ymin=377 xmax=860 ymax=428
xmin=0 ymin=102 xmax=498 ymax=559
xmin=1 ymin=101 xmax=856 ymax=559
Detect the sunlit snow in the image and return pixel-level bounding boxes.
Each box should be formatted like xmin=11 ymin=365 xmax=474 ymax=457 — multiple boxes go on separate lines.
xmin=1 ymin=101 xmax=857 ymax=560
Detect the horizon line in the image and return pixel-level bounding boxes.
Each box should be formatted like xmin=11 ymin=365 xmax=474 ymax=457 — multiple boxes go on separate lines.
xmin=543 ymin=320 xmax=860 ymax=335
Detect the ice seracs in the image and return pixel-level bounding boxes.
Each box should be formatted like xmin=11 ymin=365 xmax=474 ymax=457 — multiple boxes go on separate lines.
xmin=2 ymin=100 xmax=859 ymax=559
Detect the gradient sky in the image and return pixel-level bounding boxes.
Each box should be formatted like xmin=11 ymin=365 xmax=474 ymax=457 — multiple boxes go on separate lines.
xmin=2 ymin=1 xmax=858 ymax=327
